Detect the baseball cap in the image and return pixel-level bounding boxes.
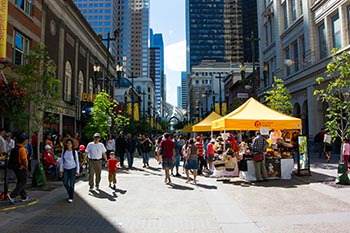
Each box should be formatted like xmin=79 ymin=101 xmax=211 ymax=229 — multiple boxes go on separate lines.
xmin=44 ymin=145 xmax=52 ymax=150
xmin=93 ymin=133 xmax=101 ymax=138
xmin=196 ymin=136 xmax=202 ymax=141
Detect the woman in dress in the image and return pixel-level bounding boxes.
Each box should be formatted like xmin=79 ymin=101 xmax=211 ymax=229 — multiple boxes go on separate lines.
xmin=185 ymin=139 xmax=198 ymax=184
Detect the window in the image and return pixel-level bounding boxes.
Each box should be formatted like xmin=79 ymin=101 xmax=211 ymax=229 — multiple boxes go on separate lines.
xmin=15 ymin=0 xmax=32 ymax=16
xmin=318 ymin=24 xmax=328 ymax=59
xmin=292 ymin=42 xmax=299 ymax=72
xmin=299 ymin=0 xmax=303 ymax=15
xmin=78 ymin=71 xmax=84 ymax=99
xmin=13 ymin=31 xmax=30 ymax=65
xmin=64 ymin=61 xmax=72 ymax=102
xmin=331 ymin=13 xmax=341 ymax=49
xmin=283 ymin=3 xmax=288 ymax=29
xmin=285 ymin=47 xmax=291 ymax=76
xmin=300 ymin=36 xmax=305 ymax=68
xmin=291 ymin=0 xmax=297 ymax=21
xmin=264 ymin=24 xmax=269 ymax=46
xmin=269 ymin=19 xmax=274 ymax=43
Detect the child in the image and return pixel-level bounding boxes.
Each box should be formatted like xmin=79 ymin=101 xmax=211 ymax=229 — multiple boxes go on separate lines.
xmin=107 ymin=152 xmax=118 ymax=189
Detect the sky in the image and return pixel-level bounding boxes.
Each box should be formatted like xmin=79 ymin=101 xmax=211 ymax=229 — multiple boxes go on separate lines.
xmin=150 ymin=0 xmax=186 ymax=107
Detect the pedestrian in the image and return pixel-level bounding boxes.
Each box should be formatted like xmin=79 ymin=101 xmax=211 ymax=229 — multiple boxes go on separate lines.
xmin=84 ymin=133 xmax=107 ymax=191
xmin=125 ymin=133 xmax=136 ymax=169
xmin=115 ymin=132 xmax=126 ymax=167
xmin=195 ymin=136 xmax=205 ymax=175
xmin=0 ymin=128 xmax=5 ymax=183
xmin=107 ymin=151 xmax=118 ymax=189
xmin=171 ymin=135 xmax=181 ymax=177
xmin=181 ymin=139 xmax=189 ymax=174
xmin=31 ymin=131 xmax=38 ymax=159
xmin=105 ymin=133 xmax=116 ymax=159
xmin=343 ymin=139 xmax=350 ymax=172
xmin=25 ymin=139 xmax=33 ymax=178
xmin=314 ymin=128 xmax=325 ymax=158
xmin=324 ymin=141 xmax=332 ymax=163
xmin=185 ymin=139 xmax=198 ymax=184
xmin=8 ymin=134 xmax=31 ymax=203
xmin=158 ymin=133 xmax=175 ymax=184
xmin=251 ymin=132 xmax=268 ymax=182
xmin=59 ymin=138 xmax=80 ymax=203
xmin=43 ymin=145 xmax=58 ymax=177
xmin=141 ymin=134 xmax=153 ymax=168
xmin=5 ymin=132 xmax=15 ymax=154
xmin=207 ymin=139 xmax=216 ymax=172
xmin=154 ymin=136 xmax=163 ymax=164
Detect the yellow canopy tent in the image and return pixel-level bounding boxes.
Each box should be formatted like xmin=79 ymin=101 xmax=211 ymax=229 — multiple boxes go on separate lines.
xmin=192 ymin=112 xmax=222 ymax=132
xmin=211 ymin=97 xmax=302 ymax=131
xmin=181 ymin=124 xmax=193 ymax=133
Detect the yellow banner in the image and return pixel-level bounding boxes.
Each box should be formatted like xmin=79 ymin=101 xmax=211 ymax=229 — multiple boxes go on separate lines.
xmin=0 ymin=0 xmax=8 ymax=62
xmin=126 ymin=103 xmax=140 ymax=121
xmin=215 ymin=103 xmax=227 ymax=115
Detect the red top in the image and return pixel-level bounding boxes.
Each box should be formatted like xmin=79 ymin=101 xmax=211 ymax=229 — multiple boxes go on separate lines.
xmin=207 ymin=143 xmax=215 ymax=155
xmin=31 ymin=134 xmax=38 ymax=146
xmin=43 ymin=151 xmax=56 ymax=169
xmin=108 ymin=158 xmax=118 ymax=173
xmin=160 ymin=138 xmax=175 ymax=159
xmin=195 ymin=142 xmax=204 ymax=157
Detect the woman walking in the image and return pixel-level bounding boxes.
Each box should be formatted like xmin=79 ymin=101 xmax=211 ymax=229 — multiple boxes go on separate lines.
xmin=59 ymin=139 xmax=80 ymax=203
xmin=185 ymin=139 xmax=198 ymax=184
xmin=343 ymin=139 xmax=350 ymax=172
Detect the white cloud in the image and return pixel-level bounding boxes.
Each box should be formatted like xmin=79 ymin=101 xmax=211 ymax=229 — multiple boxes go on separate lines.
xmin=168 ymin=30 xmax=173 ymax=35
xmin=164 ymin=40 xmax=186 ymax=72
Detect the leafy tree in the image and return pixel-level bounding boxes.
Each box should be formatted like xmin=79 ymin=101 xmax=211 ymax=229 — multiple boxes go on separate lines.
xmin=265 ymin=77 xmax=292 ymax=114
xmin=83 ymin=91 xmax=129 ymax=139
xmin=12 ymin=44 xmax=61 ymax=134
xmin=314 ymin=49 xmax=350 ymax=160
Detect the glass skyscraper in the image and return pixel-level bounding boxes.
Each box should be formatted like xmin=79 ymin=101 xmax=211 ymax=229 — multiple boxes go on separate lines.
xmin=181 ymin=71 xmax=187 ymax=109
xmin=186 ymin=0 xmax=243 ymax=72
xmin=177 ymin=86 xmax=182 ymax=108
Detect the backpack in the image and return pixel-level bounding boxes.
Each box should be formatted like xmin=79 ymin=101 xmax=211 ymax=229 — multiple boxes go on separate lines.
xmin=8 ymin=145 xmax=21 ymax=170
xmin=143 ymin=140 xmax=153 ymax=152
xmin=62 ymin=150 xmax=77 ymax=166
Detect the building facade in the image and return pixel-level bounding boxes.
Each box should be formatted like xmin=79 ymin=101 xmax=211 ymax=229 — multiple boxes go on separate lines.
xmin=186 ymin=0 xmax=243 ymax=72
xmin=181 ymin=71 xmax=188 ymax=109
xmin=257 ymin=0 xmax=350 ymax=139
xmin=149 ymin=47 xmax=161 ymax=110
xmin=150 ymin=29 xmax=165 ymax=103
xmin=133 ymin=77 xmax=155 ymax=118
xmin=242 ymin=0 xmax=259 ymax=63
xmin=177 ymin=86 xmax=182 ymax=108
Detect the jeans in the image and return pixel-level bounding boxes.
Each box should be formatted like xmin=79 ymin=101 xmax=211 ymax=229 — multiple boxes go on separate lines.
xmin=63 ymin=168 xmax=76 ymax=199
xmin=126 ymin=151 xmax=135 ymax=168
xmin=198 ymin=156 xmax=206 ymax=174
xmin=117 ymin=151 xmax=125 ymax=167
xmin=89 ymin=160 xmax=102 ymax=189
xmin=10 ymin=169 xmax=27 ymax=199
xmin=142 ymin=152 xmax=150 ymax=164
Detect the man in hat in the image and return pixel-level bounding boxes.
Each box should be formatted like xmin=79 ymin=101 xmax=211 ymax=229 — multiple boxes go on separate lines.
xmin=84 ymin=133 xmax=107 ymax=191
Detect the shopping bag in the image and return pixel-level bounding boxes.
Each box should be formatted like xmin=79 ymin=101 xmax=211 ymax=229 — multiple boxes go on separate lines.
xmin=253 ymin=153 xmax=263 ymax=162
xmin=32 ymin=163 xmax=47 ymax=187
xmin=323 ymin=134 xmax=332 ymax=144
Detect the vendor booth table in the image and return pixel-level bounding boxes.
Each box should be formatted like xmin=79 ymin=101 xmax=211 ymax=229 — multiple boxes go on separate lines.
xmin=211 ymin=98 xmax=302 ymax=181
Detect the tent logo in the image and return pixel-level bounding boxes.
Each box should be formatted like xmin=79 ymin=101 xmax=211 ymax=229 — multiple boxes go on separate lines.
xmin=254 ymin=121 xmax=262 ymax=128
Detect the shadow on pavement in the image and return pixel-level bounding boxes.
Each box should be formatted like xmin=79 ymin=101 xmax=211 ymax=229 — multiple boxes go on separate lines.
xmin=193 ymin=183 xmax=217 ymax=189
xmin=4 ymin=193 xmax=123 ymax=233
xmin=89 ymin=189 xmax=117 ymax=201
xmin=130 ymin=167 xmax=162 ymax=177
xmin=167 ymin=183 xmax=194 ymax=190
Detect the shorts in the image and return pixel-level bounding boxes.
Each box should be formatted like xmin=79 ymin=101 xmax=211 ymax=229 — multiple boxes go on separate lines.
xmin=162 ymin=158 xmax=173 ymax=170
xmin=207 ymin=154 xmax=215 ymax=162
xmin=185 ymin=159 xmax=198 ymax=170
xmin=108 ymin=172 xmax=117 ymax=184
xmin=173 ymin=155 xmax=180 ymax=167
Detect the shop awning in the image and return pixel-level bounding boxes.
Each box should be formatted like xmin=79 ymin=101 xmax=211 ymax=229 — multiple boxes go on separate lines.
xmin=211 ymin=97 xmax=302 ymax=131
xmin=181 ymin=124 xmax=193 ymax=133
xmin=192 ymin=112 xmax=222 ymax=132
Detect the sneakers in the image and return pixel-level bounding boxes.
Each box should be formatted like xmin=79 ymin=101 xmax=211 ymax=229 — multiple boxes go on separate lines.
xmin=113 ymin=184 xmax=116 ymax=189
xmin=67 ymin=199 xmax=73 ymax=203
xmin=175 ymin=173 xmax=181 ymax=177
xmin=21 ymin=197 xmax=32 ymax=202
xmin=7 ymin=194 xmax=15 ymax=204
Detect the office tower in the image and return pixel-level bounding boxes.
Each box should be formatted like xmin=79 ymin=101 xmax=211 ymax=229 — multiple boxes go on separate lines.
xmin=131 ymin=0 xmax=149 ymax=78
xmin=186 ymin=0 xmax=243 ymax=72
xmin=150 ymin=47 xmax=161 ymax=110
xmin=150 ymin=29 xmax=165 ymax=102
xmin=177 ymin=86 xmax=182 ymax=108
xmin=181 ymin=72 xmax=187 ymax=109
xmin=73 ymin=0 xmax=119 ymax=60
xmin=242 ymin=0 xmax=258 ymax=62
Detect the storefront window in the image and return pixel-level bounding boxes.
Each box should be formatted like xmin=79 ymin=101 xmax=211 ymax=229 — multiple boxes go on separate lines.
xmin=331 ymin=13 xmax=341 ymax=49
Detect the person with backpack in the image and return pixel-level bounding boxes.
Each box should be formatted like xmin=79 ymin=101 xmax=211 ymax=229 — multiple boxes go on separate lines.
xmin=59 ymin=139 xmax=80 ymax=203
xmin=141 ymin=134 xmax=153 ymax=168
xmin=8 ymin=134 xmax=31 ymax=204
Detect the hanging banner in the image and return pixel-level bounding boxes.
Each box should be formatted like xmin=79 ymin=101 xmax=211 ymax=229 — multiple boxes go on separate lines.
xmin=0 ymin=0 xmax=8 ymax=62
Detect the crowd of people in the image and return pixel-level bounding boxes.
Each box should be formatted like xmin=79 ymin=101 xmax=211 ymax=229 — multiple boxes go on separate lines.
xmin=2 ymin=127 xmax=350 ymax=205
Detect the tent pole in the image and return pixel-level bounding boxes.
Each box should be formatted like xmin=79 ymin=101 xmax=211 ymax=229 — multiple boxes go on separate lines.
xmin=223 ymin=129 xmax=226 ymax=151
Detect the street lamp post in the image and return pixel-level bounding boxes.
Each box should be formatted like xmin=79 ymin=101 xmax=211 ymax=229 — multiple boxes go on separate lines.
xmin=246 ymin=31 xmax=259 ymax=93
xmin=215 ymin=73 xmax=223 ymax=115
xmin=116 ymin=63 xmax=123 ymax=88
xmin=130 ymin=72 xmax=136 ymax=122
xmin=99 ymin=30 xmax=120 ymax=92
xmin=141 ymin=91 xmax=146 ymax=117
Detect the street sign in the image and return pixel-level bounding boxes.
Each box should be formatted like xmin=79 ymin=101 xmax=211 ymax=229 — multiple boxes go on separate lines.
xmin=237 ymin=93 xmax=249 ymax=98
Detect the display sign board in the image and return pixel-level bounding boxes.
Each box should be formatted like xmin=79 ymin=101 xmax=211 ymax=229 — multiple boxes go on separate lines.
xmin=265 ymin=158 xmax=281 ymax=178
xmin=260 ymin=127 xmax=270 ymax=136
xmin=297 ymin=136 xmax=310 ymax=175
xmin=0 ymin=0 xmax=8 ymax=62
xmin=237 ymin=93 xmax=249 ymax=98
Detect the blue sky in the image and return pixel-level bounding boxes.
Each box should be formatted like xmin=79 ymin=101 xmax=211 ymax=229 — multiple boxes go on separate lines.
xmin=150 ymin=0 xmax=186 ymax=107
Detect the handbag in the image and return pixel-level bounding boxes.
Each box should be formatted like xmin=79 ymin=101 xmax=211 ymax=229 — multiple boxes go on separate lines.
xmin=253 ymin=153 xmax=263 ymax=162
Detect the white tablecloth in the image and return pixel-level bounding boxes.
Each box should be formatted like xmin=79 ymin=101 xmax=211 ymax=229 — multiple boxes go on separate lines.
xmin=240 ymin=158 xmax=294 ymax=181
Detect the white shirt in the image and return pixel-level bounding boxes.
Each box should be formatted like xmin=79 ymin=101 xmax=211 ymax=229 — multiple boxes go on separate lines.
xmin=0 ymin=136 xmax=6 ymax=154
xmin=5 ymin=139 xmax=15 ymax=153
xmin=106 ymin=139 xmax=116 ymax=151
xmin=86 ymin=142 xmax=106 ymax=159
xmin=59 ymin=150 xmax=80 ymax=173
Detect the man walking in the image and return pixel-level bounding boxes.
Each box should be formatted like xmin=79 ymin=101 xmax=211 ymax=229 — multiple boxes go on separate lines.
xmin=141 ymin=134 xmax=153 ymax=168
xmin=158 ymin=133 xmax=175 ymax=184
xmin=195 ymin=136 xmax=205 ymax=175
xmin=84 ymin=133 xmax=107 ymax=191
xmin=8 ymin=134 xmax=30 ymax=203
xmin=126 ymin=133 xmax=136 ymax=169
xmin=251 ymin=132 xmax=268 ymax=182
xmin=115 ymin=132 xmax=126 ymax=167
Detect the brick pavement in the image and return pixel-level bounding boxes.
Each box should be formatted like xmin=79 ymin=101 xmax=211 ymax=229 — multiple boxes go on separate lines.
xmin=1 ymin=156 xmax=350 ymax=233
